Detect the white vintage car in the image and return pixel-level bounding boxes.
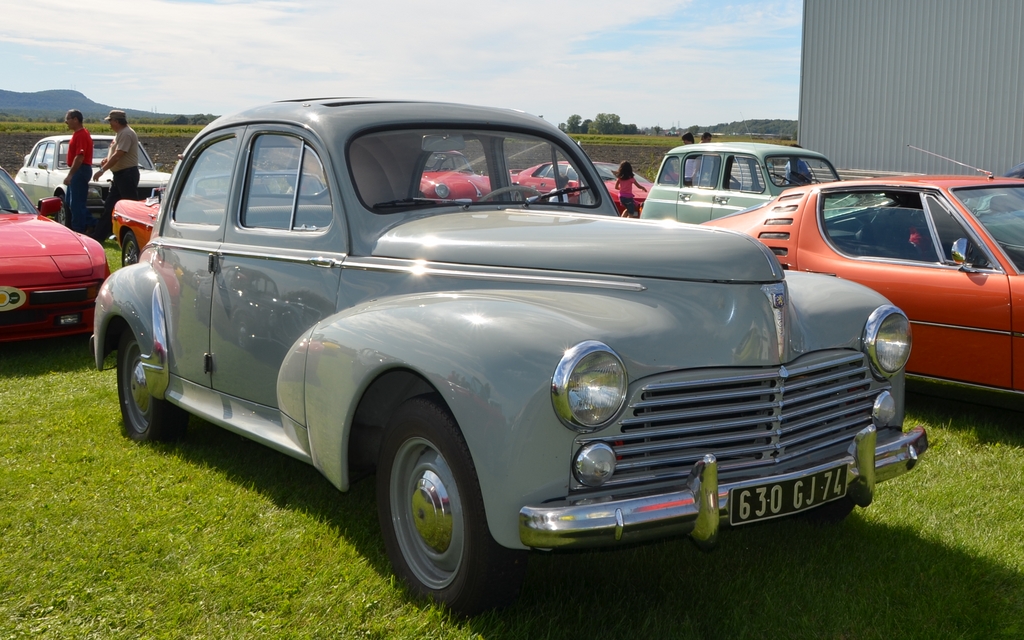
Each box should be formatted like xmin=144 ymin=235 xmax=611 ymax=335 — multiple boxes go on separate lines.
xmin=92 ymin=98 xmax=927 ymax=615
xmin=15 ymin=134 xmax=169 ymax=226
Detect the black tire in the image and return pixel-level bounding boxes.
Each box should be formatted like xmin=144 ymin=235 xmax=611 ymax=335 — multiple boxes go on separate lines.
xmin=801 ymin=496 xmax=856 ymax=525
xmin=116 ymin=330 xmax=188 ymax=442
xmin=55 ymin=192 xmax=70 ymax=228
xmin=121 ymin=230 xmax=140 ymax=266
xmin=376 ymin=395 xmax=527 ymax=615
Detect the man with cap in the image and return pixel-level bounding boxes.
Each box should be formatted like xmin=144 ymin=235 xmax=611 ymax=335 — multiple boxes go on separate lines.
xmin=92 ymin=109 xmax=140 ymax=242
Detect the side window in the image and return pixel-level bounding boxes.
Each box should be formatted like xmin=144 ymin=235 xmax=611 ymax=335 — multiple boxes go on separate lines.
xmin=822 ymin=191 xmax=939 ymax=262
xmin=242 ymin=134 xmax=332 ymax=231
xmin=58 ymin=142 xmax=69 ymax=169
xmin=29 ymin=144 xmax=45 ymax=168
xmin=173 ymin=136 xmax=239 ymax=225
xmin=657 ymin=156 xmax=680 ymax=186
xmin=724 ymin=155 xmax=765 ymax=193
xmin=41 ymin=143 xmax=55 ymax=171
xmin=924 ymin=195 xmax=990 ymax=268
xmin=683 ymin=155 xmax=699 ymax=187
xmin=694 ymin=154 xmax=721 ymax=189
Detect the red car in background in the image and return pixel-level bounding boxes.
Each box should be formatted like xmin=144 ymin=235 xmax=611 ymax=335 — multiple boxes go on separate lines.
xmin=705 ymin=175 xmax=1024 ymax=395
xmin=0 ymin=168 xmax=109 ymax=342
xmin=512 ymin=161 xmax=651 ymax=215
xmin=419 ymin=151 xmax=492 ymax=201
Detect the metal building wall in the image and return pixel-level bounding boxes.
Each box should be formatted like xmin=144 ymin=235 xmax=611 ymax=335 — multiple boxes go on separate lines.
xmin=799 ymin=0 xmax=1024 ymax=176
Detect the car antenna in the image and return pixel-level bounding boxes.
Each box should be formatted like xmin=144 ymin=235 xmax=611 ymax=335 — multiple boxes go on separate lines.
xmin=906 ymin=144 xmax=994 ymax=179
xmin=739 ymin=112 xmax=754 ymax=140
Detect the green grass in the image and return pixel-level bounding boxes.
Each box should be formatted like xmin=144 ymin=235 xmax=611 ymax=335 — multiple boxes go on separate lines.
xmin=0 ymin=122 xmax=206 ymax=137
xmin=2 ymin=259 xmax=1023 ymax=637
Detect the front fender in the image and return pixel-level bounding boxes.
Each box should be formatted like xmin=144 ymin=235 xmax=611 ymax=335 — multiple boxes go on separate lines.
xmin=93 ymin=262 xmax=169 ymax=399
xmin=290 ymin=289 xmax=679 ymax=549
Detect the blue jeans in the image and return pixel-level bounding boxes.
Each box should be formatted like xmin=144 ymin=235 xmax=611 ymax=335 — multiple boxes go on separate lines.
xmin=67 ymin=164 xmax=92 ymax=232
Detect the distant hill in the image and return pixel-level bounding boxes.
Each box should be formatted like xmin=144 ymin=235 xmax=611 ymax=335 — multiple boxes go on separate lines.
xmin=0 ymin=89 xmax=217 ymax=124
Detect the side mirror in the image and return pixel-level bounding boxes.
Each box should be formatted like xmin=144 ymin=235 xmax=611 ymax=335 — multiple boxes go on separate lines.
xmin=37 ymin=197 xmax=63 ymax=217
xmin=950 ymin=238 xmax=970 ymax=265
xmin=37 ymin=163 xmax=49 ymax=170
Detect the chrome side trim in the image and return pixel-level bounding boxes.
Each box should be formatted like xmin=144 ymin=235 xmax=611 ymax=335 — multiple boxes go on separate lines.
xmin=342 ymin=258 xmax=648 ymax=292
xmin=909 ymin=319 xmax=1012 ymax=337
xmin=519 ymin=425 xmax=927 ymax=549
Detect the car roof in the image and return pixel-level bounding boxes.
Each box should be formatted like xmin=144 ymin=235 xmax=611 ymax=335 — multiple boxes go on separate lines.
xmin=203 ymin=98 xmax=558 ymax=142
xmin=663 ymin=142 xmax=830 ymax=160
xmin=813 ymin=175 xmax=1024 ymax=190
xmin=33 ymin=134 xmax=116 ymax=143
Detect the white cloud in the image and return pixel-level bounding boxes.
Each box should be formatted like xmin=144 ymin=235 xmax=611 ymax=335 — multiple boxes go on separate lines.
xmin=0 ymin=0 xmax=803 ymax=126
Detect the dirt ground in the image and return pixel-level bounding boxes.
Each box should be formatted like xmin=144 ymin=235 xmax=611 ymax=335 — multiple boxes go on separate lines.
xmin=0 ymin=132 xmax=673 ymax=180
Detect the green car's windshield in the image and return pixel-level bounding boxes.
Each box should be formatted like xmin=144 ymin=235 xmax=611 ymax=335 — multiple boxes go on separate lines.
xmin=349 ymin=128 xmax=599 ymax=212
xmin=951 ymin=185 xmax=1024 ymax=270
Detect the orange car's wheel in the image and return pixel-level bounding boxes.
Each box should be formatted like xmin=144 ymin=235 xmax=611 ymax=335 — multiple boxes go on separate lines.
xmin=121 ymin=230 xmax=140 ymax=267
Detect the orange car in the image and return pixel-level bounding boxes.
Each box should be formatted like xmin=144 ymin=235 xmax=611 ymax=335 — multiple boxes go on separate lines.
xmin=706 ymin=176 xmax=1024 ymax=394
xmin=112 ymin=194 xmax=160 ymax=266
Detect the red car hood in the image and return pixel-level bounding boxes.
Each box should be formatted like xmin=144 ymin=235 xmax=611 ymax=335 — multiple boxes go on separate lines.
xmin=0 ymin=214 xmax=107 ymax=283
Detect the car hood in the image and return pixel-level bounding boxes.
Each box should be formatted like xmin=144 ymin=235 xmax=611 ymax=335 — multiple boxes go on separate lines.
xmin=0 ymin=212 xmax=102 ymax=278
xmin=372 ymin=210 xmax=782 ymax=282
xmin=91 ymin=169 xmax=170 ymax=186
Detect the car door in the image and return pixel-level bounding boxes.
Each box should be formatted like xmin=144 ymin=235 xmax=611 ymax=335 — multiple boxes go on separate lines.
xmin=711 ymin=154 xmax=771 ymax=218
xmin=17 ymin=142 xmax=52 ymax=202
xmin=156 ymin=131 xmax=242 ymax=388
xmin=641 ymin=155 xmax=682 ymax=220
xmin=676 ymin=153 xmax=721 ymax=223
xmin=804 ymin=188 xmax=1012 ymax=388
xmin=209 ymin=127 xmax=344 ymax=408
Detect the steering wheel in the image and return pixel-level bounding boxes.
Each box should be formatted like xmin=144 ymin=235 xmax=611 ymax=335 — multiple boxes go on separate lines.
xmin=479 ymin=185 xmax=542 ymax=202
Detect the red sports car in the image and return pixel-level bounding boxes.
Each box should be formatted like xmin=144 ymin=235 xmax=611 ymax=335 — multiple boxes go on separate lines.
xmin=512 ymin=161 xmax=651 ymax=215
xmin=0 ymin=168 xmax=109 ymax=342
xmin=705 ymin=175 xmax=1024 ymax=393
xmin=419 ymin=151 xmax=492 ymax=201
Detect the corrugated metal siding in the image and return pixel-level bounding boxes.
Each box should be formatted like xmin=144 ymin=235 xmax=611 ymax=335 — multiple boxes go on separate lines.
xmin=799 ymin=0 xmax=1024 ymax=176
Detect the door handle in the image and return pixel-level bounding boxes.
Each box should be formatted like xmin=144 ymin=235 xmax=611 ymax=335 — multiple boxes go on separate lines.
xmin=679 ymin=194 xmax=691 ymax=202
xmin=309 ymin=257 xmax=341 ymax=268
xmin=714 ymin=196 xmax=729 ymax=204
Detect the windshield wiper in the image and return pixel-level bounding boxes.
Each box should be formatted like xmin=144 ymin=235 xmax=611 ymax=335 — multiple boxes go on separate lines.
xmin=373 ymin=197 xmax=460 ymax=209
xmin=524 ymin=185 xmax=591 ymax=206
xmin=1 ymin=208 xmax=20 ymax=214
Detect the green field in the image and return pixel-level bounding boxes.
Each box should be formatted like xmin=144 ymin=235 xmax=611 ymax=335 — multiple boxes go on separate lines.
xmin=1 ymin=244 xmax=1021 ymax=638
xmin=0 ymin=122 xmax=206 ymax=137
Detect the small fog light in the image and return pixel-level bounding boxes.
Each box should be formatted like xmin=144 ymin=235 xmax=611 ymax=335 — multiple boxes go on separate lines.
xmin=57 ymin=313 xmax=81 ymax=326
xmin=872 ymin=390 xmax=896 ymax=426
xmin=573 ymin=442 xmax=616 ymax=487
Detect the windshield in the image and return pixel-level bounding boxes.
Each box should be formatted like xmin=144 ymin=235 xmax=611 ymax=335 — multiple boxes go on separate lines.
xmin=951 ymin=185 xmax=1024 ymax=270
xmin=58 ymin=139 xmax=157 ymax=171
xmin=765 ymin=155 xmax=838 ymax=187
xmin=349 ymin=128 xmax=598 ymax=212
xmin=0 ymin=170 xmax=36 ymax=213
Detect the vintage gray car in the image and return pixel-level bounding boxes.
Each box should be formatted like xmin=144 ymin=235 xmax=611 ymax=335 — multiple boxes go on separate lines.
xmin=92 ymin=99 xmax=927 ymax=615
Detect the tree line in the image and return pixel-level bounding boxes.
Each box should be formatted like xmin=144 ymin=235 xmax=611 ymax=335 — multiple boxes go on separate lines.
xmin=559 ymin=114 xmax=797 ymax=139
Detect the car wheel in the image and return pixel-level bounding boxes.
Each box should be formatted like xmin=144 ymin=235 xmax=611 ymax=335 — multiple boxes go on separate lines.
xmin=121 ymin=230 xmax=140 ymax=266
xmin=116 ymin=330 xmax=188 ymax=442
xmin=801 ymin=496 xmax=856 ymax=525
xmin=55 ymin=192 xmax=70 ymax=228
xmin=376 ymin=395 xmax=527 ymax=615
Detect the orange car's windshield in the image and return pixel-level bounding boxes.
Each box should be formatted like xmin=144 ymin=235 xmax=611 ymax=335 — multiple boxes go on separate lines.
xmin=952 ymin=185 xmax=1024 ymax=270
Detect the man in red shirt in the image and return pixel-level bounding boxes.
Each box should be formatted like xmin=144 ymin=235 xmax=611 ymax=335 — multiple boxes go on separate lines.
xmin=62 ymin=109 xmax=94 ymax=233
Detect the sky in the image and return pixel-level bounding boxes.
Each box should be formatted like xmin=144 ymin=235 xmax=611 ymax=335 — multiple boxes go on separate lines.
xmin=1 ymin=0 xmax=804 ymax=129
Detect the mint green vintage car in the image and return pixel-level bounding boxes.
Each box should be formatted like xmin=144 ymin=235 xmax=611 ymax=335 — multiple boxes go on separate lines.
xmin=92 ymin=101 xmax=925 ymax=615
xmin=641 ymin=142 xmax=839 ymax=223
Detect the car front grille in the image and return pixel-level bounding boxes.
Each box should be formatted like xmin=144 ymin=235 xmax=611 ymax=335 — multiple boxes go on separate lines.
xmin=576 ymin=351 xmax=885 ymax=491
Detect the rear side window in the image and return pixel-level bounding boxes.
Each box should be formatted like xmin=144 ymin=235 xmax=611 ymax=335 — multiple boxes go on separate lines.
xmin=173 ymin=136 xmax=238 ymax=225
xmin=694 ymin=154 xmax=722 ymax=189
xmin=657 ymin=156 xmax=680 ymax=186
xmin=724 ymin=155 xmax=765 ymax=193
xmin=766 ymin=155 xmax=838 ymax=187
xmin=241 ymin=134 xmax=333 ymax=231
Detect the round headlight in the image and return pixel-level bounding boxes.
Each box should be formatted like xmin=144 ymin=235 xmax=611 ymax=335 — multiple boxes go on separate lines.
xmin=863 ymin=305 xmax=912 ymax=378
xmin=551 ymin=341 xmax=628 ymax=432
xmin=434 ymin=182 xmax=450 ymax=198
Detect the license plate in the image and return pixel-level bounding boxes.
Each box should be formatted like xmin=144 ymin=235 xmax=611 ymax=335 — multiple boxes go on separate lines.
xmin=729 ymin=465 xmax=848 ymax=525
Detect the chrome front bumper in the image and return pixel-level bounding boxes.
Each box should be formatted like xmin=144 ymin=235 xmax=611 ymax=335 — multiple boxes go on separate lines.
xmin=519 ymin=425 xmax=927 ymax=550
